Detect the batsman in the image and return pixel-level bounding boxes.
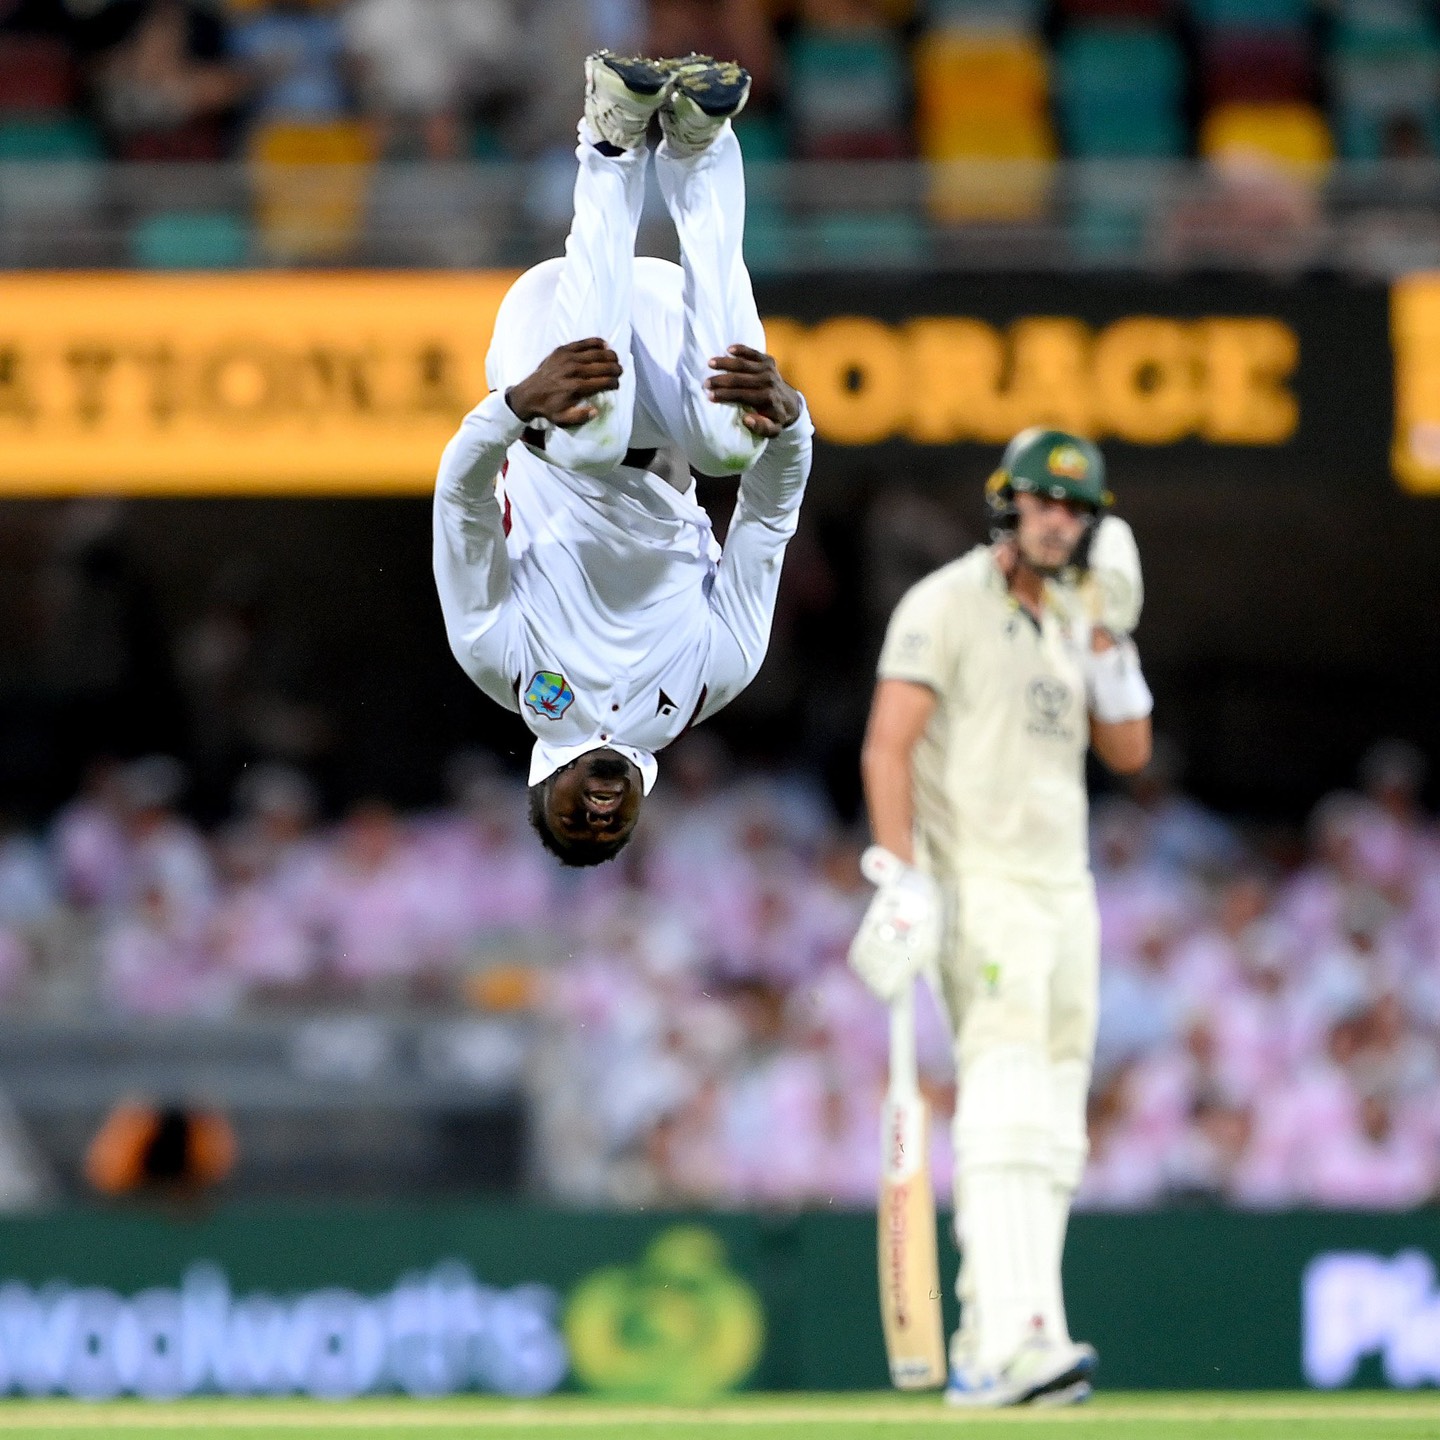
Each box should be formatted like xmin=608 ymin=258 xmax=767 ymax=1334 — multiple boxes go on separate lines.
xmin=851 ymin=429 xmax=1153 ymax=1407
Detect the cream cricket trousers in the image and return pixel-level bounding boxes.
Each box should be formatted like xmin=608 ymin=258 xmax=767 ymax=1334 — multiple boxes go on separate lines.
xmin=936 ymin=870 xmax=1099 ymax=1370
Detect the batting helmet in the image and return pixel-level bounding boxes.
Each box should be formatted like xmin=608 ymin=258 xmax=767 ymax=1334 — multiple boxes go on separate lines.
xmin=985 ymin=428 xmax=1112 ymax=539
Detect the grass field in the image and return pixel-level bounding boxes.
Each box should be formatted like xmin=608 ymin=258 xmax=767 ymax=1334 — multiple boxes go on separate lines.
xmin=0 ymin=1393 xmax=1434 ymax=1440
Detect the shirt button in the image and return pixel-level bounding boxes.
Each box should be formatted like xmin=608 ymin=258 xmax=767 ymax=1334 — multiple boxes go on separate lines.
xmin=611 ymin=703 xmax=619 ymax=712
xmin=600 ymin=733 xmax=609 ymax=741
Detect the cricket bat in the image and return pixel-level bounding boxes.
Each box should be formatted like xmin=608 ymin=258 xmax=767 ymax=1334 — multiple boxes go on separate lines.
xmin=877 ymin=979 xmax=947 ymax=1389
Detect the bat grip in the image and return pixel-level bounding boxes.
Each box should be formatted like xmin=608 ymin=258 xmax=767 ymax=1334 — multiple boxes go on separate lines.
xmin=888 ymin=981 xmax=919 ymax=1098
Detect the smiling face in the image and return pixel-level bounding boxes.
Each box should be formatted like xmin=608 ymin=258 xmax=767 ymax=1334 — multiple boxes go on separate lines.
xmin=530 ymin=749 xmax=643 ymax=866
xmin=1012 ymin=489 xmax=1092 ymax=577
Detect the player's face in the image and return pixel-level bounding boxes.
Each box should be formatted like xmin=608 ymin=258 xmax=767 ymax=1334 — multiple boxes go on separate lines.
xmin=545 ymin=750 xmax=643 ymax=848
xmin=1013 ymin=491 xmax=1090 ymax=576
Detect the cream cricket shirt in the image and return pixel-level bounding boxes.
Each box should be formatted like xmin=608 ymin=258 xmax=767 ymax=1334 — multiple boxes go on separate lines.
xmin=877 ymin=545 xmax=1091 ymax=886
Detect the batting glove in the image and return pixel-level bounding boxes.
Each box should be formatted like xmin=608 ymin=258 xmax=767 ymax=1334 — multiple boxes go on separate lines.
xmin=847 ymin=845 xmax=943 ymax=1001
xmin=1087 ymin=515 xmax=1143 ymax=636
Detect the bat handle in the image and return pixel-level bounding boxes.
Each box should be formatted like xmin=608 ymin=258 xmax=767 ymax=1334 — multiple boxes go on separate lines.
xmin=888 ymin=980 xmax=919 ymax=1099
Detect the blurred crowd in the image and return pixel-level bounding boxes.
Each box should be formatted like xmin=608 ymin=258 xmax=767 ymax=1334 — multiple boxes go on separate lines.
xmin=535 ymin=735 xmax=1440 ymax=1213
xmin=1 ymin=729 xmax=1439 ymax=1212
xmin=7 ymin=0 xmax=1440 ymax=269
xmin=5 ymin=0 xmax=1437 ymax=167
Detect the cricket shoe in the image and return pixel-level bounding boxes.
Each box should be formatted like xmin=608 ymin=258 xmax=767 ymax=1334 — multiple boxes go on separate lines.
xmin=658 ymin=54 xmax=751 ymax=156
xmin=583 ymin=51 xmax=673 ymax=152
xmin=1031 ymin=1378 xmax=1094 ymax=1407
xmin=944 ymin=1339 xmax=1097 ymax=1409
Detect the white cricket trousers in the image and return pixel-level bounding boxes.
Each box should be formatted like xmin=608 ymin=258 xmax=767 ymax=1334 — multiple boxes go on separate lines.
xmin=485 ymin=121 xmax=769 ymax=480
xmin=939 ymin=871 xmax=1100 ymax=1373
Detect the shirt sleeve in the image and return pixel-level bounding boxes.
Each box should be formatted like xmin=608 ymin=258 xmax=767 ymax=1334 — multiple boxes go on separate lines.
xmin=877 ymin=575 xmax=956 ymax=693
xmin=699 ymin=400 xmax=814 ymax=718
xmin=432 ymin=389 xmax=527 ymax=711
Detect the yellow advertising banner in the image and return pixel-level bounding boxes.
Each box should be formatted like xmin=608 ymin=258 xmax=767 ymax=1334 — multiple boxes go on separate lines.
xmin=0 ymin=272 xmax=1305 ymax=496
xmin=1392 ymin=273 xmax=1440 ymax=495
xmin=0 ymin=272 xmax=517 ymax=495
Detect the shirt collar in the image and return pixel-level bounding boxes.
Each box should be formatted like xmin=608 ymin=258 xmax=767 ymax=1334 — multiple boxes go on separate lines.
xmin=528 ymin=738 xmax=658 ymax=795
xmin=986 ymin=543 xmax=1068 ymax=618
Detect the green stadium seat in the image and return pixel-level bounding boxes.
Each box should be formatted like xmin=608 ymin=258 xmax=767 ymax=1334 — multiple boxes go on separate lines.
xmin=814 ymin=211 xmax=928 ymax=266
xmin=1335 ymin=0 xmax=1435 ymax=47
xmin=1069 ymin=165 xmax=1156 ymax=258
xmin=1331 ymin=25 xmax=1439 ymax=157
xmin=1059 ymin=0 xmax=1173 ymax=18
xmin=789 ymin=29 xmax=910 ymax=158
xmin=735 ymin=114 xmax=788 ymax=161
xmin=0 ymin=115 xmax=101 ymax=218
xmin=0 ymin=113 xmax=101 ymax=161
xmin=469 ymin=123 xmax=506 ymax=160
xmin=1190 ymin=0 xmax=1311 ymax=27
xmin=927 ymin=0 xmax=1045 ymax=30
xmin=130 ymin=212 xmax=251 ymax=269
xmin=1057 ymin=25 xmax=1187 ymax=157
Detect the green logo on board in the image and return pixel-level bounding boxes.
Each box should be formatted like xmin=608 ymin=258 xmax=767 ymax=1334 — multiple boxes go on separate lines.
xmin=564 ymin=1227 xmax=764 ymax=1400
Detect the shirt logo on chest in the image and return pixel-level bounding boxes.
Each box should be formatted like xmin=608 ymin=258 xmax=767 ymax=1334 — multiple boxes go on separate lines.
xmin=524 ymin=670 xmax=575 ymax=720
xmin=1025 ymin=676 xmax=1075 ymax=741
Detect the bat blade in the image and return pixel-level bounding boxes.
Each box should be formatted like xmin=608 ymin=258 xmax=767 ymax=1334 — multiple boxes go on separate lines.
xmin=877 ymin=1090 xmax=947 ymax=1390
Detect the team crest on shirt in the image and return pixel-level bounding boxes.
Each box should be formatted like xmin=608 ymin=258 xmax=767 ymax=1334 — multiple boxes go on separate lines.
xmin=524 ymin=670 xmax=575 ymax=720
xmin=1025 ymin=676 xmax=1075 ymax=741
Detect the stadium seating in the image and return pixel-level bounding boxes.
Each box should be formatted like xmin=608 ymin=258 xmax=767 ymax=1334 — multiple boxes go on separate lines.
xmin=0 ymin=115 xmax=102 ymax=222
xmin=1200 ymin=101 xmax=1334 ymax=169
xmin=1201 ymin=30 xmax=1316 ymax=107
xmin=1056 ymin=24 xmax=1188 ymax=157
xmin=248 ymin=119 xmax=375 ymax=261
xmin=130 ymin=211 xmax=251 ymax=269
xmin=914 ymin=31 xmax=1053 ymax=161
xmin=1190 ymin=0 xmax=1311 ymax=26
xmin=788 ymin=26 xmax=911 ymax=159
xmin=0 ymin=34 xmax=76 ymax=115
xmin=1329 ymin=1 xmax=1440 ymax=159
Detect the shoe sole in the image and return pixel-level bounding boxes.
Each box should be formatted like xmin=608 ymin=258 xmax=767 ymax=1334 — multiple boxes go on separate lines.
xmin=1029 ymin=1380 xmax=1093 ymax=1408
xmin=595 ymin=53 xmax=671 ymax=99
xmin=668 ymin=57 xmax=750 ymax=117
xmin=1016 ymin=1349 xmax=1098 ymax=1406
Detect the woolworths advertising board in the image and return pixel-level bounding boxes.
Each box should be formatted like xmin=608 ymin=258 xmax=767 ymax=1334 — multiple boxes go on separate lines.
xmin=0 ymin=1206 xmax=1437 ymax=1397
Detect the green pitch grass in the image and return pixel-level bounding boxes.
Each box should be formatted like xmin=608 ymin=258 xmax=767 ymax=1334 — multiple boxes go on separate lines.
xmin=0 ymin=1393 xmax=1436 ymax=1440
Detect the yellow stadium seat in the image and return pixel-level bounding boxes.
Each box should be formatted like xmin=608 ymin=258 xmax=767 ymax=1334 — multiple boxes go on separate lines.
xmin=915 ymin=32 xmax=1056 ymax=162
xmin=1200 ymin=102 xmax=1334 ymax=172
xmin=248 ymin=119 xmax=376 ymax=261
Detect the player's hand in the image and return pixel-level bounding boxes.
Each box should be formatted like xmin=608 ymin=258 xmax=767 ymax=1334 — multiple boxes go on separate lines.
xmin=848 ymin=846 xmax=943 ymax=1001
xmin=704 ymin=344 xmax=802 ymax=438
xmin=506 ymin=339 xmax=623 ymax=429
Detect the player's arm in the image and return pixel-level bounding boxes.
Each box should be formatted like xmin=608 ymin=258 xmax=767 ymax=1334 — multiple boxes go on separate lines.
xmin=434 ymin=340 xmax=624 ymax=695
xmin=433 ymin=389 xmax=526 ymax=695
xmin=861 ymin=679 xmax=937 ymax=864
xmin=699 ymin=349 xmax=813 ymax=714
xmin=1086 ymin=627 xmax=1153 ymax=775
xmin=851 ymin=681 xmax=944 ymax=1000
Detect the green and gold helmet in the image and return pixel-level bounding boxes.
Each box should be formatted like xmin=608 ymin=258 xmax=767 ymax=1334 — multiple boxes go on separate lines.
xmin=985 ymin=428 xmax=1112 ymax=536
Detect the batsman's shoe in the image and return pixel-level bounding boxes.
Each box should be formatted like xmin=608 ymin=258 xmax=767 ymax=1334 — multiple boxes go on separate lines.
xmin=944 ymin=1339 xmax=1097 ymax=1409
xmin=658 ymin=54 xmax=751 ymax=156
xmin=1031 ymin=1379 xmax=1094 ymax=1408
xmin=584 ymin=51 xmax=672 ymax=152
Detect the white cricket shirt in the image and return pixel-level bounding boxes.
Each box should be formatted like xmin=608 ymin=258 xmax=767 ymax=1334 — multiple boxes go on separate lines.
xmin=434 ymin=390 xmax=813 ymax=791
